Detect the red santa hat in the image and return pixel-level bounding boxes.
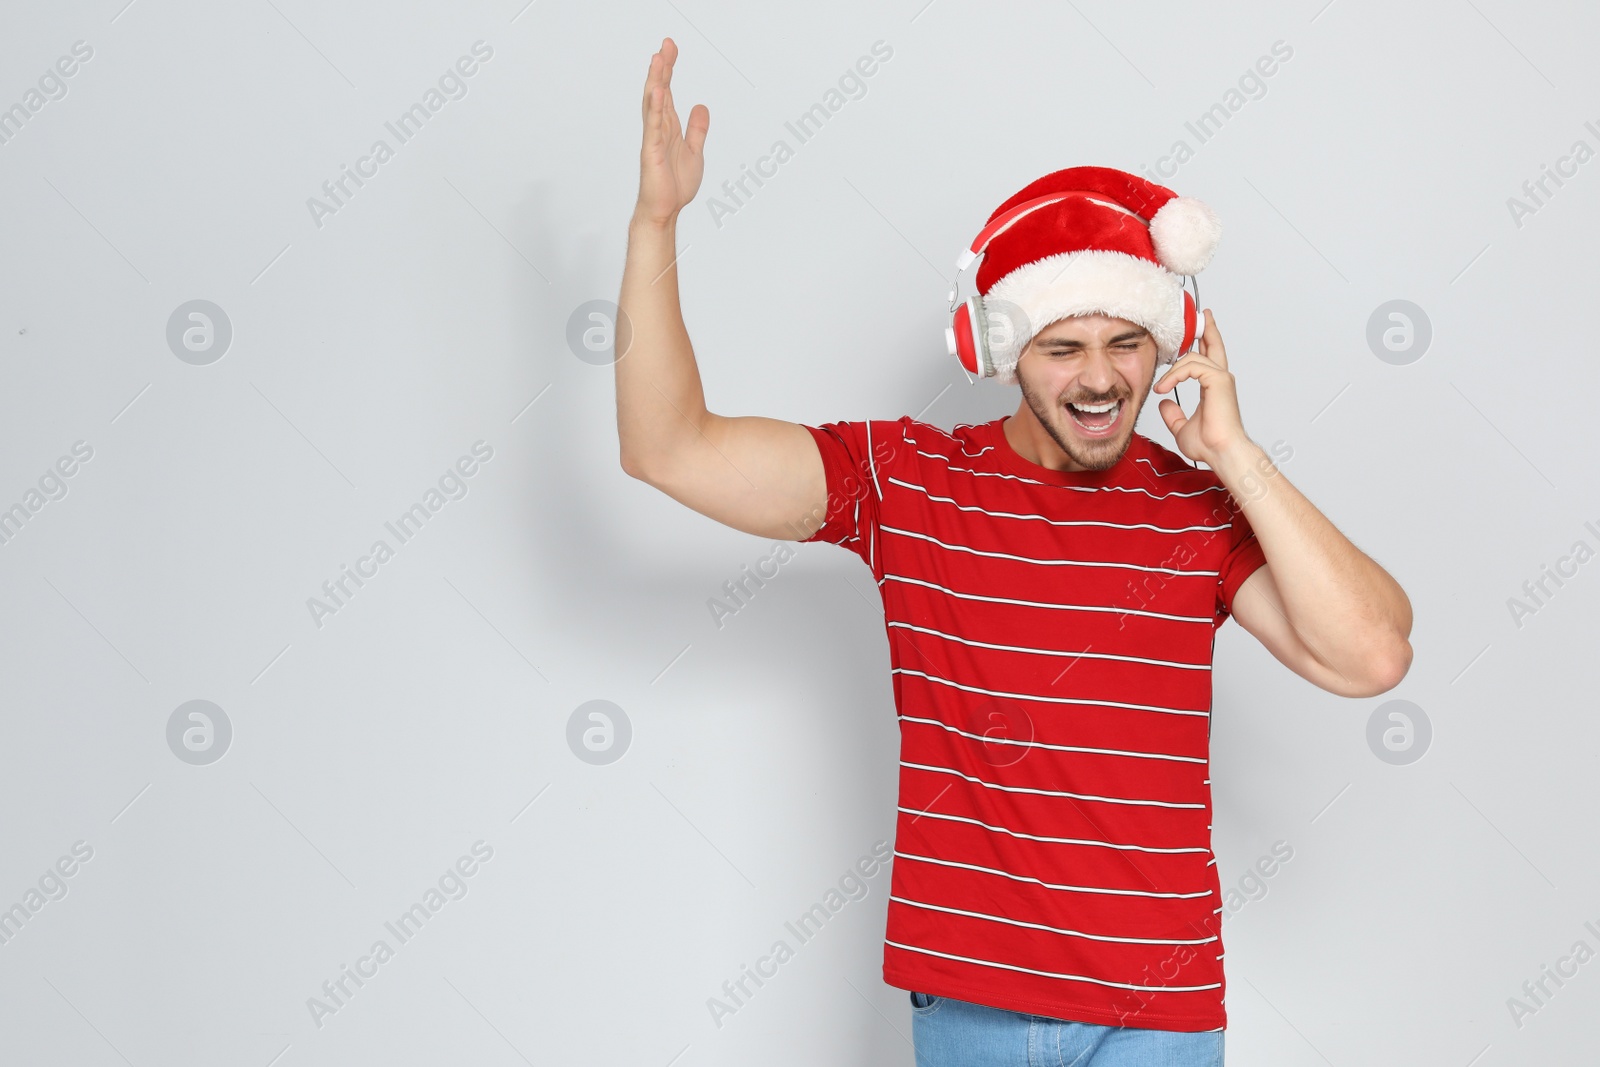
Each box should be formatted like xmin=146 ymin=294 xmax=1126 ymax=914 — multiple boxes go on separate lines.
xmin=972 ymin=165 xmax=1222 ymax=385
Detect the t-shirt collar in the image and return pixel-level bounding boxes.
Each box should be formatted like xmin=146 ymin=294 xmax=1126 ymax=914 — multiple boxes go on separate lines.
xmin=987 ymin=415 xmax=1145 ymax=487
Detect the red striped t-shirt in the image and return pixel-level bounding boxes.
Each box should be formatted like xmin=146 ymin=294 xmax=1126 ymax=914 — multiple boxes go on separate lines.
xmin=799 ymin=414 xmax=1267 ymax=1032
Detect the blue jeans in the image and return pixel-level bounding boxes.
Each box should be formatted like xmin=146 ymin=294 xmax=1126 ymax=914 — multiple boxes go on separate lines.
xmin=909 ymin=991 xmax=1224 ymax=1066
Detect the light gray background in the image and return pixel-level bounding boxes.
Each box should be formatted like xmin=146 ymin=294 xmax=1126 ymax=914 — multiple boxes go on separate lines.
xmin=1 ymin=0 xmax=1596 ymax=1064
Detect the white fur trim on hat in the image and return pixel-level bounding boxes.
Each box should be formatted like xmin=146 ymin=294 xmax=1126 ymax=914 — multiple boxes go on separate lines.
xmin=981 ymin=249 xmax=1185 ymax=385
xmin=1149 ymin=196 xmax=1222 ymax=276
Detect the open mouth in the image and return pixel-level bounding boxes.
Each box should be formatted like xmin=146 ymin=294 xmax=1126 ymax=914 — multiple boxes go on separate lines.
xmin=1066 ymin=398 xmax=1123 ymax=437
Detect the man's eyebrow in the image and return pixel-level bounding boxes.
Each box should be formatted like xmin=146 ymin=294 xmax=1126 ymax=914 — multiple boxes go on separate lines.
xmin=1034 ymin=328 xmax=1149 ymax=348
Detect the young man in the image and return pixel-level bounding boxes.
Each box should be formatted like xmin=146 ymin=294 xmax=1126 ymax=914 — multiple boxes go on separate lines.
xmin=618 ymin=37 xmax=1412 ymax=1066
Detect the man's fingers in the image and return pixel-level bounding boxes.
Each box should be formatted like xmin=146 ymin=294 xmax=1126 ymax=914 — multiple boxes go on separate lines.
xmin=1200 ymin=309 xmax=1227 ymax=369
xmin=659 ymin=38 xmax=681 ymax=129
xmin=642 ymin=82 xmax=662 ymax=151
xmin=660 ymin=38 xmax=678 ymax=105
xmin=1155 ymin=356 xmax=1212 ymax=393
xmin=641 ymin=39 xmax=701 ymax=172
xmin=1159 ymin=397 xmax=1188 ymax=437
xmin=664 ymin=80 xmax=681 ymax=140
xmin=642 ymin=50 xmax=662 ymax=124
xmin=685 ymin=103 xmax=710 ymax=154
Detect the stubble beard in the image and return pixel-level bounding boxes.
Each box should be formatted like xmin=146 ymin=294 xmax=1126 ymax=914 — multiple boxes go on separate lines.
xmin=1019 ymin=372 xmax=1147 ymax=472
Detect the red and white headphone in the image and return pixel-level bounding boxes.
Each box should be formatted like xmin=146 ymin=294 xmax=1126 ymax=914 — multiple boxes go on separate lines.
xmin=944 ymin=191 xmax=1203 ymax=380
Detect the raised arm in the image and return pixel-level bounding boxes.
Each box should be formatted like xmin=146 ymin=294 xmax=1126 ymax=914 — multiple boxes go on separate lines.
xmin=616 ymin=38 xmax=827 ymax=542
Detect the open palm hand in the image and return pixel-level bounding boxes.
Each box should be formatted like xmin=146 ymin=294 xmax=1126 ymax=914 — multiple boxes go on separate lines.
xmin=636 ymin=37 xmax=709 ymax=225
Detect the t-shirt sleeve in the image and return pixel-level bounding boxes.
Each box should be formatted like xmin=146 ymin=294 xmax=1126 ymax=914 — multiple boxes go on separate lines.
xmin=796 ymin=418 xmax=906 ymax=573
xmin=1215 ymin=490 xmax=1268 ymax=627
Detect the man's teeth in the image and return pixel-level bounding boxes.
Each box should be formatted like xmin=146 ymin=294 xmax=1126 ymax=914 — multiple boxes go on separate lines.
xmin=1071 ymin=400 xmax=1119 ymax=413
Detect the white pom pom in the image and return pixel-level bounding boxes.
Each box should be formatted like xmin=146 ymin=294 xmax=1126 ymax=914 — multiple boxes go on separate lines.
xmin=1150 ymin=196 xmax=1222 ymax=275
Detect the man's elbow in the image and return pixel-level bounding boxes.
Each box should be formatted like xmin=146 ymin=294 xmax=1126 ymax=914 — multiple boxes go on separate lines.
xmin=621 ymin=447 xmax=659 ymax=483
xmin=1352 ymin=637 xmax=1414 ymax=698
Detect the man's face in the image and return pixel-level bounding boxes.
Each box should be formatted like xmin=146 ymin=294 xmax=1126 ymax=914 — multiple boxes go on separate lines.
xmin=1014 ymin=313 xmax=1159 ymax=471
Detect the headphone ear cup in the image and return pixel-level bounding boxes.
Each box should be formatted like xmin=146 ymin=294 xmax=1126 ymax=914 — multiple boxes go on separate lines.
xmin=946 ymin=302 xmax=976 ymax=376
xmin=946 ymin=296 xmax=995 ymax=378
xmin=969 ymin=297 xmax=995 ymax=378
xmin=1179 ymin=289 xmax=1199 ymax=355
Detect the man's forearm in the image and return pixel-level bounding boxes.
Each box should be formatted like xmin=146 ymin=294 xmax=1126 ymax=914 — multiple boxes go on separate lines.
xmin=1212 ymin=438 xmax=1413 ymax=677
xmin=615 ymin=212 xmax=711 ymax=475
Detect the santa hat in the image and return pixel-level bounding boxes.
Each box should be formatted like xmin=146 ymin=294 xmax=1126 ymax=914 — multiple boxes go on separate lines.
xmin=974 ymin=165 xmax=1221 ymax=385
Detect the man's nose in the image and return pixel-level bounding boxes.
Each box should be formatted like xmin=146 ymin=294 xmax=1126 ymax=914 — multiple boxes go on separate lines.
xmin=1077 ymin=346 xmax=1120 ymax=393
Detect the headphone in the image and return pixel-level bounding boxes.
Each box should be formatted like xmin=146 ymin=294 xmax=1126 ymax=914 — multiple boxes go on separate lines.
xmin=944 ymin=191 xmax=1204 ymax=382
